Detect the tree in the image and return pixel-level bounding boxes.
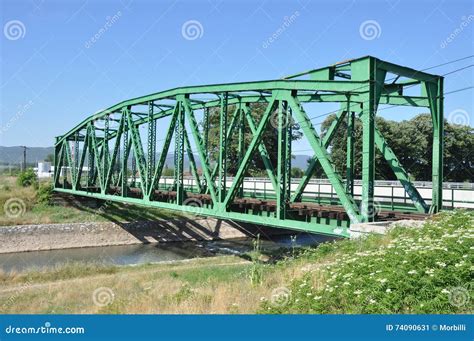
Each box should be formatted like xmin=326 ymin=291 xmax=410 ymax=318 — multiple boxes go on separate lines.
xmin=444 ymin=121 xmax=474 ymax=182
xmin=45 ymin=154 xmax=54 ymax=162
xmin=205 ymin=103 xmax=302 ymax=176
xmin=291 ymin=167 xmax=304 ymax=178
xmin=17 ymin=168 xmax=37 ymax=187
xmin=319 ymin=113 xmax=474 ymax=182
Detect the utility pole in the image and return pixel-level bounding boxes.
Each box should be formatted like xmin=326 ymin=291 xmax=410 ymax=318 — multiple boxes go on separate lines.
xmin=20 ymin=146 xmax=27 ymax=171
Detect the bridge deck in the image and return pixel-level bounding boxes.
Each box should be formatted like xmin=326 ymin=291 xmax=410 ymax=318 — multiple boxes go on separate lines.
xmin=76 ymin=186 xmax=427 ymax=222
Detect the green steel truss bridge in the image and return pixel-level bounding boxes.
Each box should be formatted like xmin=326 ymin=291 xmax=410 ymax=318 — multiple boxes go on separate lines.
xmin=53 ymin=56 xmax=443 ymax=238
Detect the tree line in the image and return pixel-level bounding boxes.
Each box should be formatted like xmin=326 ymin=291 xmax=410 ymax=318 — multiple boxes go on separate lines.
xmin=320 ymin=113 xmax=473 ymax=182
xmin=205 ymin=105 xmax=473 ymax=182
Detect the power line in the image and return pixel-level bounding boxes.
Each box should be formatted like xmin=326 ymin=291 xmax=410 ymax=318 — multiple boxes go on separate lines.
xmin=303 ymin=62 xmax=473 ymax=125
xmin=419 ymin=55 xmax=474 ymax=72
xmin=444 ymin=86 xmax=474 ymax=95
xmin=91 ymin=56 xmax=474 ymax=149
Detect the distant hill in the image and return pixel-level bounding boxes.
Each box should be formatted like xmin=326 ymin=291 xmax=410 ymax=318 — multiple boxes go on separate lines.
xmin=0 ymin=146 xmax=54 ymax=165
xmin=292 ymin=154 xmax=311 ymax=169
xmin=0 ymin=145 xmax=312 ymax=170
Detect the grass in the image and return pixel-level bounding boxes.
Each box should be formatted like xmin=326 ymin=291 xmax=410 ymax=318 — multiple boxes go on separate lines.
xmin=0 ymin=257 xmax=266 ymax=314
xmin=0 ymin=175 xmax=180 ymax=226
xmin=0 ymin=210 xmax=471 ymax=314
xmin=261 ymin=210 xmax=474 ymax=314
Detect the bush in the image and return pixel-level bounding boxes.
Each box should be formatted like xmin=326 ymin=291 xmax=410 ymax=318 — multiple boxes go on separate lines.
xmin=261 ymin=210 xmax=474 ymax=314
xmin=291 ymin=167 xmax=304 ymax=178
xmin=17 ymin=169 xmax=37 ymax=187
xmin=36 ymin=183 xmax=53 ymax=205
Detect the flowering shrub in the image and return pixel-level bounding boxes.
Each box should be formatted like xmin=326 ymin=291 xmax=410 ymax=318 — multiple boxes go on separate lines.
xmin=261 ymin=210 xmax=473 ymax=314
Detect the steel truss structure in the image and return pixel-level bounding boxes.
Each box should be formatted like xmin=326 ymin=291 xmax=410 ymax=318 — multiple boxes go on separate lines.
xmin=54 ymin=56 xmax=443 ymax=237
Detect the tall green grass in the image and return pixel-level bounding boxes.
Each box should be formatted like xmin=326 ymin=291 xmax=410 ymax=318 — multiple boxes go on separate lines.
xmin=261 ymin=210 xmax=473 ymax=314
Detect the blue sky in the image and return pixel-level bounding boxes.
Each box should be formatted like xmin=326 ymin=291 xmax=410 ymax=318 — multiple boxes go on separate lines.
xmin=0 ymin=0 xmax=473 ymax=152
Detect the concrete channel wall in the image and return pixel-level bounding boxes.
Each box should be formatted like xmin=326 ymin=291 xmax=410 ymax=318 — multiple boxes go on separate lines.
xmin=0 ymin=218 xmax=290 ymax=254
xmin=349 ymin=220 xmax=425 ymax=239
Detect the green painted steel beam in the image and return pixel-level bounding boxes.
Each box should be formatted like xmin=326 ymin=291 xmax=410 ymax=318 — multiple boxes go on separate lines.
xmin=286 ymin=93 xmax=360 ymax=224
xmin=53 ymin=142 xmax=63 ymax=186
xmin=181 ymin=96 xmax=218 ymax=205
xmin=353 ymin=57 xmax=386 ymax=222
xmin=183 ymin=126 xmax=202 ymax=193
xmin=377 ymin=60 xmax=439 ymax=83
xmin=64 ymin=140 xmax=76 ymax=189
xmin=242 ymin=104 xmax=278 ymax=191
xmin=105 ymin=115 xmax=125 ymax=190
xmin=218 ymin=93 xmax=228 ymax=203
xmin=291 ymin=104 xmax=347 ymax=203
xmin=222 ymin=95 xmax=278 ymax=210
xmin=237 ymin=102 xmax=245 ymax=197
xmin=425 ymin=78 xmax=444 ymax=212
xmin=374 ymin=126 xmax=428 ymax=213
xmin=75 ymin=130 xmax=89 ymax=190
xmin=54 ymin=187 xmax=349 ymax=238
xmin=54 ymin=56 xmax=444 ymax=235
xmin=276 ymin=100 xmax=291 ymax=220
xmin=208 ymin=106 xmax=241 ymax=190
xmin=126 ymin=108 xmax=148 ymax=196
xmin=56 ymin=81 xmax=369 ymax=145
xmin=346 ymin=109 xmax=355 ymax=196
xmin=57 ymin=92 xmax=431 ymax=146
xmin=147 ymin=104 xmax=179 ymax=198
xmin=88 ymin=123 xmax=105 ymax=190
xmin=175 ymin=101 xmax=185 ymax=205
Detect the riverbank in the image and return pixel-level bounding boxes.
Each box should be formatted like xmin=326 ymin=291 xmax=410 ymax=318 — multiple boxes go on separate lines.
xmin=0 ymin=218 xmax=292 ymax=254
xmin=0 ymin=210 xmax=471 ymax=314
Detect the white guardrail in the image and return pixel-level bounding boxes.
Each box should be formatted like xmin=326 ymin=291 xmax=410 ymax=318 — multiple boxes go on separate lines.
xmin=144 ymin=177 xmax=474 ymax=209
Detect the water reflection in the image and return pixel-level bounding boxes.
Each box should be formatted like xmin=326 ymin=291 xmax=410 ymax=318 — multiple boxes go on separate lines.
xmin=0 ymin=233 xmax=335 ymax=273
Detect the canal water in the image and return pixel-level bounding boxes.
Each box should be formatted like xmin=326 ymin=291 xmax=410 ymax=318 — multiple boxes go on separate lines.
xmin=0 ymin=233 xmax=335 ymax=273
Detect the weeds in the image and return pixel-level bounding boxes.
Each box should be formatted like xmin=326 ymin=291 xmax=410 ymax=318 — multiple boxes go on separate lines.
xmin=261 ymin=210 xmax=474 ymax=314
xmin=248 ymin=234 xmax=264 ymax=285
